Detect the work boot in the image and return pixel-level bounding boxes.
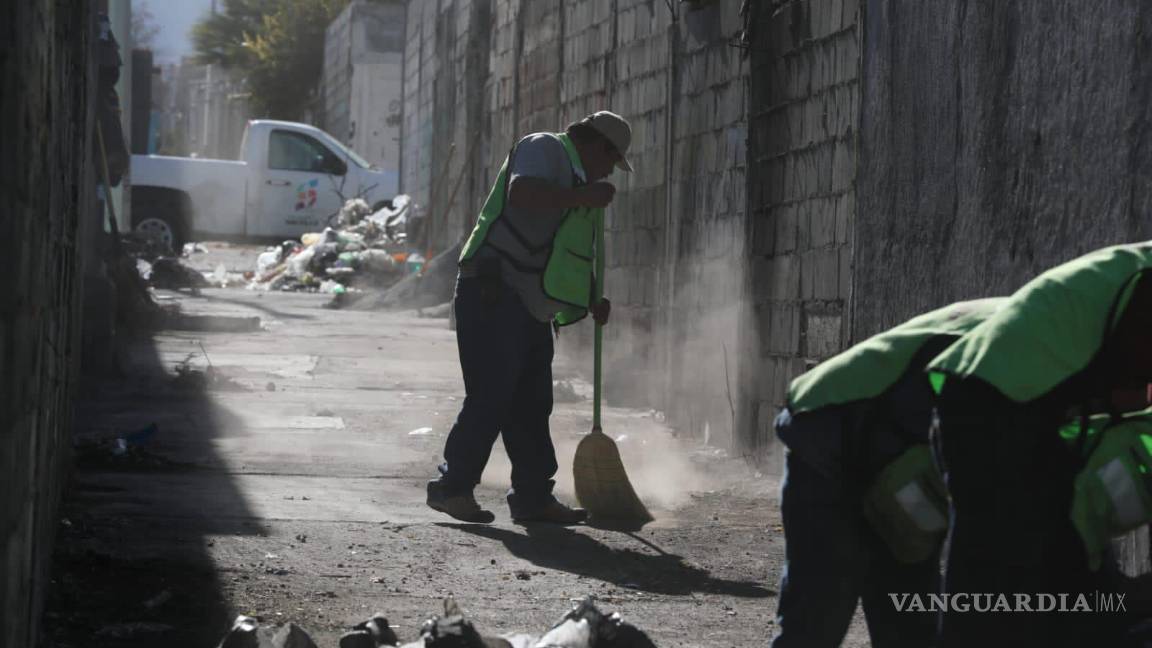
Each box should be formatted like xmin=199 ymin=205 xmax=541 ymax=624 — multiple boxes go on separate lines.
xmin=508 ymin=493 xmax=588 ymax=525
xmin=426 ymin=480 xmax=495 ymax=523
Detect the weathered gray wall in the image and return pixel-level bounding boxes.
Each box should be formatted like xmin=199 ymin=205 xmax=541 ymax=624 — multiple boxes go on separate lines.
xmin=855 ymin=0 xmax=1152 ymax=573
xmin=1 ymin=2 xmax=95 ymax=645
xmin=855 ymin=0 xmax=1152 ymax=337
xmin=742 ymin=0 xmax=860 ymax=457
xmin=402 ymin=0 xmax=496 ymax=253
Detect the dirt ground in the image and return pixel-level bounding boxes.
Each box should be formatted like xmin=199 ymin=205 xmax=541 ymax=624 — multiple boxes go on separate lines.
xmin=40 ymin=242 xmax=874 ymax=647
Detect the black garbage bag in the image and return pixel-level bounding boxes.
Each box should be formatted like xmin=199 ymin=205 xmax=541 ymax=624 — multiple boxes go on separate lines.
xmin=151 ymin=257 xmax=209 ymax=290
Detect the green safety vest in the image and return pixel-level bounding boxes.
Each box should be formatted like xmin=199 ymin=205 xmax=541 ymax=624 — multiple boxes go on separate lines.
xmin=786 ymin=298 xmax=1004 ymax=563
xmin=929 ymin=243 xmax=1152 ymax=401
xmin=459 ymin=132 xmax=601 ymax=326
xmin=788 ymin=298 xmax=1006 ymax=414
xmin=1062 ymin=409 xmax=1152 ymax=570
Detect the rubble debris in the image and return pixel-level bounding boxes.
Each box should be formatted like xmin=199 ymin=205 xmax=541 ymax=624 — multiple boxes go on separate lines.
xmin=247 ymin=197 xmax=413 ymax=295
xmin=172 ymin=358 xmax=248 ymax=391
xmin=183 ymin=241 xmax=210 ymax=256
xmin=211 ymin=598 xmax=657 ymax=648
xmin=351 ymin=241 xmax=463 ymax=312
xmin=150 ymin=256 xmax=210 ymax=291
xmin=417 ymin=598 xmax=511 ymax=648
xmin=341 ymin=614 xmax=400 ymax=648
xmin=74 ymin=436 xmax=183 ymax=471
xmin=217 ymin=616 xmax=319 ymax=648
xmin=536 ymin=597 xmax=657 ymax=648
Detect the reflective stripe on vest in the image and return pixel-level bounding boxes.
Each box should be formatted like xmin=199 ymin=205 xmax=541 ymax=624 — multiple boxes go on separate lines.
xmin=1097 ymin=457 xmax=1146 ymax=528
xmin=1068 ymin=412 xmax=1152 ymax=570
xmin=862 ymin=444 xmax=950 ymax=564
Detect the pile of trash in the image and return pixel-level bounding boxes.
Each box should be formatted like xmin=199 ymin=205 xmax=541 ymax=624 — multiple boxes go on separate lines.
xmin=248 ymin=196 xmax=425 ymax=295
xmin=215 ymin=597 xmax=656 ymax=648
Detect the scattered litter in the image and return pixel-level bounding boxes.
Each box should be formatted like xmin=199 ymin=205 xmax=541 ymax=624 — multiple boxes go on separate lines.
xmin=408 ymin=427 xmax=435 ymax=436
xmin=216 ymin=616 xmax=319 ymax=648
xmin=295 ymin=534 xmax=308 ymax=543
xmin=150 ymin=256 xmax=209 ymax=291
xmin=214 ymin=597 xmax=655 ymax=647
xmin=265 ymin=553 xmax=281 ymax=560
xmin=74 ymin=436 xmax=183 ymax=472
xmin=349 ymin=241 xmax=463 ymax=312
xmin=247 ymin=197 xmax=414 ymax=295
xmin=173 ymin=355 xmax=248 ymax=391
xmin=340 ymin=613 xmax=398 ymax=648
xmin=182 ymin=242 xmax=209 ymax=256
xmin=209 ymin=263 xmax=228 ymax=287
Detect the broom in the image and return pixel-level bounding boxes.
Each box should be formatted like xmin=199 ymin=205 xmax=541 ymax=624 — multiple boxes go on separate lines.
xmin=572 ymin=207 xmax=654 ymax=530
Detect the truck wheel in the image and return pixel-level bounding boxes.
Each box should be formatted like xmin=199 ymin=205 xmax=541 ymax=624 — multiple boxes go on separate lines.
xmin=133 ymin=192 xmax=187 ymax=253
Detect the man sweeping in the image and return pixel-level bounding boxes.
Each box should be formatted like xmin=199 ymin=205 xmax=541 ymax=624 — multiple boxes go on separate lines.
xmin=771 ymin=298 xmax=1005 ymax=647
xmin=426 ymin=111 xmax=633 ymax=524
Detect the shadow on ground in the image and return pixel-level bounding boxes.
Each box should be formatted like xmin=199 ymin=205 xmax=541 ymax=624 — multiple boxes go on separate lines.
xmin=438 ymin=522 xmax=773 ymax=599
xmin=40 ymin=327 xmax=259 ymax=648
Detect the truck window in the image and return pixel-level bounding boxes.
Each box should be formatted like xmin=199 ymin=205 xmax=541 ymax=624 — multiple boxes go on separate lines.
xmin=268 ymin=129 xmax=347 ymax=175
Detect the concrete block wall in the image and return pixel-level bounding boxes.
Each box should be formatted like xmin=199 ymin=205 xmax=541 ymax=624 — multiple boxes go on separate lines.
xmin=401 ymin=1 xmax=436 ymax=217
xmin=402 ymin=0 xmax=497 ymax=251
xmin=564 ymin=0 xmax=675 ymax=409
xmin=743 ymin=0 xmax=860 ymax=456
xmin=1 ymin=2 xmax=95 ymax=646
xmin=660 ymin=5 xmax=749 ymax=448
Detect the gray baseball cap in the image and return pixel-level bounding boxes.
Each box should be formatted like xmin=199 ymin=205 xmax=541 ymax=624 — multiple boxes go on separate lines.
xmin=582 ymin=110 xmax=633 ymax=172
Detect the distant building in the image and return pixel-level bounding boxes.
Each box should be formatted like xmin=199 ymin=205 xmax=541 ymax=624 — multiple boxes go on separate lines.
xmin=322 ymin=0 xmax=405 ymax=190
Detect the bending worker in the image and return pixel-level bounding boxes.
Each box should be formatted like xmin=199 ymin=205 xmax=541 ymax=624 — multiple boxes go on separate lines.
xmin=930 ymin=242 xmax=1152 ymax=647
xmin=426 ymin=111 xmax=633 ymax=525
xmin=771 ymin=298 xmax=1005 ymax=648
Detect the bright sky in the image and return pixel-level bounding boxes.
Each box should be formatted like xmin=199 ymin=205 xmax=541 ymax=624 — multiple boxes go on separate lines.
xmin=136 ymin=0 xmax=215 ymax=65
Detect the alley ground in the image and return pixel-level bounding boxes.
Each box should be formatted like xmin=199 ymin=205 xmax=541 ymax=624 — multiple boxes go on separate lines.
xmin=42 ymin=244 xmax=871 ymax=647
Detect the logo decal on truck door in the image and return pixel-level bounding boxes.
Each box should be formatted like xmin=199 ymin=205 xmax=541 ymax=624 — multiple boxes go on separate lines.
xmin=294 ymin=178 xmax=319 ymax=210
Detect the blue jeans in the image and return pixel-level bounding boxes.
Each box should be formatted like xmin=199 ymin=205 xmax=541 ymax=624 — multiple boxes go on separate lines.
xmin=772 ymin=450 xmax=939 ymax=648
xmin=437 ymin=276 xmax=557 ymax=511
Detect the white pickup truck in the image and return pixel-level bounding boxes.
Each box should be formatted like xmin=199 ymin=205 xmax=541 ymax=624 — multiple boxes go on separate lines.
xmin=130 ymin=120 xmax=399 ymax=249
